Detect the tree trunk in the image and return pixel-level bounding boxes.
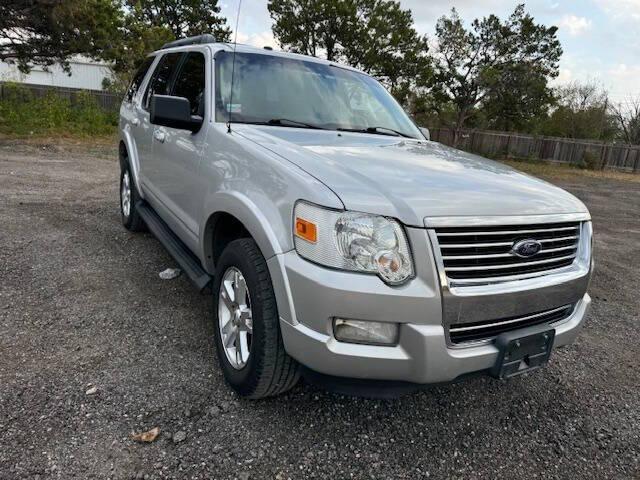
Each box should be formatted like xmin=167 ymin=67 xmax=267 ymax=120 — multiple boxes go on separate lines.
xmin=453 ymin=110 xmax=467 ymax=148
xmin=326 ymin=38 xmax=335 ymax=61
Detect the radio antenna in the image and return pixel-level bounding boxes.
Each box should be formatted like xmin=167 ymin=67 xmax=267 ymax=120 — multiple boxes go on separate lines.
xmin=227 ymin=0 xmax=242 ymax=134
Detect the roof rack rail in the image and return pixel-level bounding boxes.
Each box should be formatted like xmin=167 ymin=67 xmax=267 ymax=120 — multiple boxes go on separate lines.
xmin=160 ymin=34 xmax=217 ymax=50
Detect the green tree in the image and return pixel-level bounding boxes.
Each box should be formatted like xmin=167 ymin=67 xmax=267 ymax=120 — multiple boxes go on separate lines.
xmin=102 ymin=0 xmax=231 ymax=95
xmin=542 ymin=81 xmax=617 ymax=140
xmin=431 ymin=5 xmax=562 ymax=143
xmin=268 ymin=0 xmax=354 ymax=60
xmin=481 ymin=64 xmax=555 ymax=133
xmin=343 ymin=0 xmax=430 ymax=97
xmin=611 ymin=96 xmax=640 ymax=145
xmin=0 ymin=0 xmax=122 ymax=73
xmin=124 ymin=0 xmax=231 ymax=39
xmin=102 ymin=20 xmax=173 ymax=94
xmin=268 ymin=0 xmax=430 ymax=99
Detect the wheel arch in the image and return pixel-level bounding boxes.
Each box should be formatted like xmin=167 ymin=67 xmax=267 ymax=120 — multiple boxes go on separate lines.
xmin=118 ymin=134 xmax=144 ymax=198
xmin=200 ymin=191 xmax=290 ymax=274
xmin=118 ymin=140 xmax=128 ymax=168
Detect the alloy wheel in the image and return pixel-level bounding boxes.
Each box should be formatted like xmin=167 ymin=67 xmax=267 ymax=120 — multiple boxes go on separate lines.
xmin=121 ymin=171 xmax=131 ymax=218
xmin=218 ymin=267 xmax=253 ymax=369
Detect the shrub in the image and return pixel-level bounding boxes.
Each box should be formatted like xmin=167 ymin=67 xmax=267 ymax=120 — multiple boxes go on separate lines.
xmin=580 ymin=151 xmax=600 ymax=170
xmin=0 ymin=82 xmax=117 ymax=137
xmin=71 ymin=91 xmax=118 ymax=135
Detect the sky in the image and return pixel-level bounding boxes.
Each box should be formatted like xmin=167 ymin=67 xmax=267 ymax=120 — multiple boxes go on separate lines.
xmin=219 ymin=0 xmax=640 ymax=103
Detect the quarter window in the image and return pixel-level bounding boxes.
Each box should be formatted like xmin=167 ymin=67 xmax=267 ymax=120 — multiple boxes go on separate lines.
xmin=171 ymin=52 xmax=206 ymax=116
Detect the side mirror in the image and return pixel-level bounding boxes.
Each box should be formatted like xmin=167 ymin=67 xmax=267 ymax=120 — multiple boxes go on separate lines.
xmin=419 ymin=127 xmax=430 ymax=141
xmin=150 ymin=95 xmax=203 ymax=133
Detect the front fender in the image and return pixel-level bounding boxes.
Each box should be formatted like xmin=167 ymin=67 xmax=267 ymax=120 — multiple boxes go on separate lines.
xmin=197 ymin=124 xmax=345 ymax=274
xmin=199 ymin=190 xmax=287 ymax=273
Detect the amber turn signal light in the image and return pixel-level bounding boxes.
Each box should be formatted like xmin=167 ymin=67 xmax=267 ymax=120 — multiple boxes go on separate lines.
xmin=295 ymin=217 xmax=317 ymax=243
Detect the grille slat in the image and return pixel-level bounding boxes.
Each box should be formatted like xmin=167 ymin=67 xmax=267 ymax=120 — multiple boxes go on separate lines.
xmin=437 ymin=225 xmax=579 ymax=237
xmin=442 ymin=245 xmax=577 ymax=260
xmin=441 ymin=235 xmax=578 ymax=249
xmin=445 ymin=253 xmax=577 ymax=271
xmin=442 ymin=241 xmax=515 ymax=248
xmin=435 ymin=222 xmax=581 ymax=281
xmin=540 ymin=235 xmax=578 ymax=243
xmin=449 ymin=304 xmax=574 ymax=344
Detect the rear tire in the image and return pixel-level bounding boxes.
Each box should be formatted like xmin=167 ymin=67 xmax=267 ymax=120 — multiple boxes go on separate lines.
xmin=212 ymin=238 xmax=300 ymax=398
xmin=120 ymin=162 xmax=145 ymax=232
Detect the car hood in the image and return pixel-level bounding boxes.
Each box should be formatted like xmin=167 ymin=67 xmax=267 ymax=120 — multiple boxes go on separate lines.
xmin=236 ymin=126 xmax=589 ymax=227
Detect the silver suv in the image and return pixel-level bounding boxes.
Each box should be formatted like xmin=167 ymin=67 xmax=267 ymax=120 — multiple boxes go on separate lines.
xmin=118 ymin=35 xmax=593 ymax=398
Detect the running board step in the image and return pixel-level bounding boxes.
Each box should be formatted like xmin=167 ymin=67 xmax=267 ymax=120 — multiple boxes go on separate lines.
xmin=136 ymin=201 xmax=212 ymax=292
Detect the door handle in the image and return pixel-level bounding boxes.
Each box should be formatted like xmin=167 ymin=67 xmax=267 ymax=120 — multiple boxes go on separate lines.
xmin=131 ymin=118 xmax=140 ymax=126
xmin=153 ymin=130 xmax=166 ymax=143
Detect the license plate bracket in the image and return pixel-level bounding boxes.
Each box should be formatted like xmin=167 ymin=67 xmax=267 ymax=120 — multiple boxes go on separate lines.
xmin=490 ymin=324 xmax=556 ymax=379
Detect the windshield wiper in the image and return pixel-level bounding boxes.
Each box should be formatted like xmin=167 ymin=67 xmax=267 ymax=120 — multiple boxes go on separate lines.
xmin=267 ymin=118 xmax=326 ymax=130
xmin=337 ymin=126 xmax=414 ymax=139
xmin=230 ymin=118 xmax=327 ymax=130
xmin=265 ymin=118 xmax=326 ymax=130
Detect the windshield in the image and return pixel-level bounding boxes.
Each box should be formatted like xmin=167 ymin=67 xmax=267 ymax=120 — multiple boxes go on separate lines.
xmin=215 ymin=51 xmax=422 ymax=139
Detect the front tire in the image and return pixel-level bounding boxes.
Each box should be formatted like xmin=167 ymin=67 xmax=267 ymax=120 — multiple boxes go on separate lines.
xmin=120 ymin=162 xmax=145 ymax=232
xmin=212 ymin=238 xmax=300 ymax=398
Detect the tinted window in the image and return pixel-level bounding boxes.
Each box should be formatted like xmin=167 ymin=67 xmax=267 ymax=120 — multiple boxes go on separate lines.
xmin=142 ymin=52 xmax=182 ymax=110
xmin=171 ymin=52 xmax=206 ymax=116
xmin=125 ymin=56 xmax=155 ymax=103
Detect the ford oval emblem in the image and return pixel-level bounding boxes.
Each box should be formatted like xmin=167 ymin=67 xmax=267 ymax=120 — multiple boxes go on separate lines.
xmin=511 ymin=239 xmax=542 ymax=258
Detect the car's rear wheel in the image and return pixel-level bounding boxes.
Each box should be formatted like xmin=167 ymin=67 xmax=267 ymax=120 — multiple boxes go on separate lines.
xmin=120 ymin=162 xmax=145 ymax=232
xmin=212 ymin=238 xmax=300 ymax=398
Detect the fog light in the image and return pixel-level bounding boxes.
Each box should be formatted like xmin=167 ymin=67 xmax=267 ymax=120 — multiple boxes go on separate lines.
xmin=333 ymin=318 xmax=398 ymax=346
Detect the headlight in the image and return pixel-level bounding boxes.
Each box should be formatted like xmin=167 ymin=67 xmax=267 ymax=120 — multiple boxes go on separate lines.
xmin=293 ymin=201 xmax=414 ymax=285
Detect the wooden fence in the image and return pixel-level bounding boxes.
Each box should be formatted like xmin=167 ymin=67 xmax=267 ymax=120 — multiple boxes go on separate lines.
xmin=430 ymin=127 xmax=640 ymax=173
xmin=0 ymin=82 xmax=121 ymax=112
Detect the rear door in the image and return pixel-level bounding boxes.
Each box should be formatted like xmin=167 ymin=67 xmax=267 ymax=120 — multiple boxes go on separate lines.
xmin=150 ymin=50 xmax=209 ymax=248
xmin=120 ymin=55 xmax=155 ymax=183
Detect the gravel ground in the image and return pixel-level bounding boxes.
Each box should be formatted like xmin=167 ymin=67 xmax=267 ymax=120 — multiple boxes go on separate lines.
xmin=1 ymin=140 xmax=639 ymax=480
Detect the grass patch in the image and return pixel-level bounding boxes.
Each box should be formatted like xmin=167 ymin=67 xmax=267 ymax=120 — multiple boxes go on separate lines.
xmin=0 ymin=83 xmax=118 ymax=137
xmin=500 ymin=157 xmax=640 ymax=183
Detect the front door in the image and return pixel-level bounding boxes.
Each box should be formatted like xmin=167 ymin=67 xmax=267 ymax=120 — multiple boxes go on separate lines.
xmin=150 ymin=50 xmax=209 ymax=250
xmin=137 ymin=51 xmax=183 ymax=202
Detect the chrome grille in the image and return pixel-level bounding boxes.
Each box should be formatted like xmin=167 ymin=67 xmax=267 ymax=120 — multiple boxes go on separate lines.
xmin=435 ymin=222 xmax=581 ymax=282
xmin=449 ymin=304 xmax=574 ymax=344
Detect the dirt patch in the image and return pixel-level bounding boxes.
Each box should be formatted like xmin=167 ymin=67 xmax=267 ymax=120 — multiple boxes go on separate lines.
xmin=1 ymin=141 xmax=638 ymax=479
xmin=501 ymin=158 xmax=640 ymax=184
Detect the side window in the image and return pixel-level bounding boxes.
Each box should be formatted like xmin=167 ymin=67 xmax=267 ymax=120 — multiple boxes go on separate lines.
xmin=142 ymin=52 xmax=182 ymax=111
xmin=124 ymin=56 xmax=155 ymax=104
xmin=171 ymin=52 xmax=206 ymax=116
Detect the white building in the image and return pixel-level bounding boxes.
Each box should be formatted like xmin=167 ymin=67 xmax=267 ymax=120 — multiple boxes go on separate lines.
xmin=0 ymin=56 xmax=113 ymax=91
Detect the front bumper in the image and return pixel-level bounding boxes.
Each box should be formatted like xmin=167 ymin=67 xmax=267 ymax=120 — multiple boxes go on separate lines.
xmin=279 ymin=293 xmax=590 ymax=384
xmin=267 ymin=226 xmax=591 ymax=385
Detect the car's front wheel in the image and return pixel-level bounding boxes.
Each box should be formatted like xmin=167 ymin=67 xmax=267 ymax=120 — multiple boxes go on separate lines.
xmin=212 ymin=238 xmax=300 ymax=398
